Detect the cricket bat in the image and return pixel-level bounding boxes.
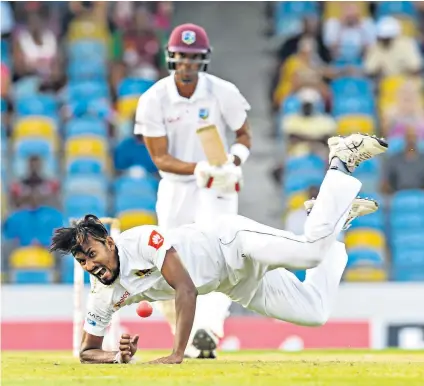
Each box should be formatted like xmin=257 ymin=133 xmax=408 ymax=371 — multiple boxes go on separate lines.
xmin=196 ymin=125 xmax=240 ymax=192
xmin=196 ymin=125 xmax=228 ymax=166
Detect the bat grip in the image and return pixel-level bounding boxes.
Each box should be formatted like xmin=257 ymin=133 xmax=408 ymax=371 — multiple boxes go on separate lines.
xmin=206 ymin=177 xmax=214 ymax=189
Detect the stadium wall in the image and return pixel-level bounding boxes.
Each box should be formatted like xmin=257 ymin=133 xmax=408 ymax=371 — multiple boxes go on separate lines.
xmin=2 ymin=284 xmax=424 ymax=351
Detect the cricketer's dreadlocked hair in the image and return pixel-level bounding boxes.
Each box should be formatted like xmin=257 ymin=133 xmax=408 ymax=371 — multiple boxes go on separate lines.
xmin=50 ymin=215 xmax=109 ymax=256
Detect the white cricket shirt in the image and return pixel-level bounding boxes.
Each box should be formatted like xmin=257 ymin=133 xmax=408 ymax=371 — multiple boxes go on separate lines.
xmin=83 ymin=216 xmax=271 ymax=337
xmin=134 ymin=72 xmax=251 ymax=181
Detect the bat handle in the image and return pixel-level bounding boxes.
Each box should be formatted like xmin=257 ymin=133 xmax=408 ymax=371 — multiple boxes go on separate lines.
xmin=206 ymin=177 xmax=214 ymax=189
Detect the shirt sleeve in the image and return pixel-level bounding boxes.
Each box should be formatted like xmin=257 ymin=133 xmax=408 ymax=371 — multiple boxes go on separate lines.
xmin=220 ymin=84 xmax=251 ymax=132
xmin=134 ymin=91 xmax=166 ymax=137
xmin=136 ymin=226 xmax=172 ymax=271
xmin=83 ymin=286 xmax=115 ymax=337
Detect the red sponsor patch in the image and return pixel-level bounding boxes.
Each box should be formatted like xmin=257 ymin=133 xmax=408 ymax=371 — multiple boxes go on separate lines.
xmin=148 ymin=230 xmax=164 ymax=250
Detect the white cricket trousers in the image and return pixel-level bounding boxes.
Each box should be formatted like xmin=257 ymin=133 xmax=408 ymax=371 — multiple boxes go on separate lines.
xmin=156 ymin=178 xmax=236 ymax=339
xmin=222 ymin=170 xmax=361 ymax=326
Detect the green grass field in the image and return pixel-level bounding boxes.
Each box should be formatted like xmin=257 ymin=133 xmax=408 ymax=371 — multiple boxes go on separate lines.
xmin=2 ymin=350 xmax=424 ymax=386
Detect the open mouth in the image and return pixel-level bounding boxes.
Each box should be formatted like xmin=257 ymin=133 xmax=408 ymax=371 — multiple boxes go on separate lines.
xmin=92 ymin=267 xmax=107 ymax=280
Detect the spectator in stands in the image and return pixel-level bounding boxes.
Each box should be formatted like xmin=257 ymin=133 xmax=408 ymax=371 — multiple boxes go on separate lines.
xmin=273 ymin=37 xmax=336 ymax=110
xmin=364 ymin=17 xmax=423 ymax=79
xmin=10 ymin=155 xmax=60 ymax=208
xmin=12 ymin=12 xmax=62 ymax=90
xmin=270 ymin=16 xmax=330 ymax=112
xmin=111 ymin=5 xmax=165 ymax=91
xmin=323 ymin=3 xmax=375 ymax=63
xmin=382 ymin=79 xmax=424 ymax=138
xmin=382 ymin=127 xmax=424 ymax=194
xmin=61 ymin=1 xmax=112 ymax=41
xmin=3 ymin=188 xmax=63 ymax=247
xmin=114 ymin=133 xmax=158 ymax=177
xmin=281 ymin=88 xmax=336 ymax=156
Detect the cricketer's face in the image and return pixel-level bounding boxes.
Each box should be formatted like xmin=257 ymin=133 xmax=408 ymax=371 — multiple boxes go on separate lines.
xmin=174 ymin=52 xmax=201 ymax=84
xmin=74 ymin=235 xmax=120 ymax=285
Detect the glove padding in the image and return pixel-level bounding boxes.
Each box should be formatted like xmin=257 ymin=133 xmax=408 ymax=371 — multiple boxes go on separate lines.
xmin=194 ymin=160 xmax=243 ymax=193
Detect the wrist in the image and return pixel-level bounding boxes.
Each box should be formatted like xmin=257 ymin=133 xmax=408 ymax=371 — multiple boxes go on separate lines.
xmin=230 ymin=143 xmax=250 ymax=165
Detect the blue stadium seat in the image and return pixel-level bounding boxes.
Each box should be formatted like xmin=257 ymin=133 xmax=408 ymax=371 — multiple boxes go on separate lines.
xmin=11 ymin=269 xmax=54 ymax=284
xmin=3 ymin=206 xmax=64 ymax=247
xmin=332 ymin=96 xmax=375 ymax=117
xmin=392 ymin=266 xmax=424 ymax=282
xmin=284 ymin=172 xmax=323 ymax=195
xmin=331 ymin=77 xmax=374 ymax=98
xmin=391 ymin=190 xmax=424 ymax=213
xmin=67 ymin=58 xmax=107 ymax=80
xmin=353 ymin=158 xmax=381 ymax=193
xmin=1 ymin=39 xmax=10 ymax=67
xmin=65 ymin=117 xmax=108 ymax=139
xmin=67 ymin=158 xmax=105 ymax=175
xmin=376 ymin=1 xmax=417 ymax=19
xmin=14 ymin=138 xmax=53 ymax=158
xmin=117 ymin=78 xmax=155 ymax=98
xmin=285 ymin=154 xmax=325 ymax=175
xmin=1 ymin=98 xmax=7 ymax=113
xmin=114 ymin=176 xmax=157 ymax=196
xmin=349 ymin=210 xmax=385 ymax=232
xmin=15 ymin=95 xmax=58 ymax=120
xmin=61 ymin=255 xmax=90 ymax=284
xmin=67 ymin=98 xmax=111 ymax=119
xmin=387 ymin=137 xmax=424 ymax=154
xmin=390 ymin=213 xmax=424 ymax=231
xmin=67 ymin=80 xmax=110 ymax=102
xmin=115 ymin=193 xmax=156 ymax=213
xmin=347 ymin=248 xmax=385 ymax=268
xmin=64 ymin=194 xmax=108 ymax=219
xmin=276 ymin=1 xmax=318 ymax=19
xmin=64 ymin=175 xmax=109 ymax=196
xmin=274 ymin=1 xmax=318 ymax=37
xmin=392 ymin=233 xmax=423 ymax=253
xmin=392 ymin=248 xmax=424 ymax=266
xmin=68 ymin=40 xmax=107 ymax=62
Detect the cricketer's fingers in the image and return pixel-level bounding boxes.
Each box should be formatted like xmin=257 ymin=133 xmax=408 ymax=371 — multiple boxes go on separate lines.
xmin=131 ymin=335 xmax=139 ymax=346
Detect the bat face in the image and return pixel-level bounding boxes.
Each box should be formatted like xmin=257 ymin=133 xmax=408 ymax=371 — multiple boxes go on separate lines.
xmin=196 ymin=125 xmax=228 ymax=166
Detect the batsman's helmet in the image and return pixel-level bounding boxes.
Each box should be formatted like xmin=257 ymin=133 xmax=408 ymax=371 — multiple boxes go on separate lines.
xmin=166 ymin=23 xmax=212 ymax=71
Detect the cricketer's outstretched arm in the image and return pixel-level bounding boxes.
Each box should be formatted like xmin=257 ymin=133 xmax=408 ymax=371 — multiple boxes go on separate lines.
xmin=79 ymin=332 xmax=139 ymax=364
xmin=149 ymin=248 xmax=198 ymax=364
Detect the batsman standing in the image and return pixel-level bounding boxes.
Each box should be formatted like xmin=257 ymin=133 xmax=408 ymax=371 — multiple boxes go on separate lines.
xmin=134 ymin=23 xmax=252 ymax=358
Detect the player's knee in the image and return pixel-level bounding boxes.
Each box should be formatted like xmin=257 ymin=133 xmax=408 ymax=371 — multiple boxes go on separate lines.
xmin=307 ymin=307 xmax=329 ymax=327
xmin=301 ymin=247 xmax=325 ymax=269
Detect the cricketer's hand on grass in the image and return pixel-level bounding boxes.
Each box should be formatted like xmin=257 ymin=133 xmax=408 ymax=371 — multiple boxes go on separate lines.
xmin=119 ymin=334 xmax=139 ymax=363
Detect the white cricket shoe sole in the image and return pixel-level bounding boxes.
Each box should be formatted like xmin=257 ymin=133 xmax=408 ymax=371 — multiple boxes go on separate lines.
xmin=328 ymin=134 xmax=388 ymax=172
xmin=304 ymin=197 xmax=379 ymax=231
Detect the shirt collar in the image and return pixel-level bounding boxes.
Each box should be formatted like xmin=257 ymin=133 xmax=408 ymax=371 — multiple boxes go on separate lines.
xmin=167 ymin=72 xmax=208 ymax=104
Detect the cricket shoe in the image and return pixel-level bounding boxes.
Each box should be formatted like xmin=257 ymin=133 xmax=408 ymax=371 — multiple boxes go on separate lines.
xmin=191 ymin=328 xmax=218 ymax=359
xmin=304 ymin=197 xmax=379 ymax=231
xmin=328 ymin=134 xmax=388 ymax=173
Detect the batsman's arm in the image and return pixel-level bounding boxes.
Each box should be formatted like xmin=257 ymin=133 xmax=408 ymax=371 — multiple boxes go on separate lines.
xmin=144 ymin=135 xmax=197 ymax=175
xmin=159 ymin=248 xmax=198 ymax=362
xmin=232 ymin=119 xmax=252 ymax=166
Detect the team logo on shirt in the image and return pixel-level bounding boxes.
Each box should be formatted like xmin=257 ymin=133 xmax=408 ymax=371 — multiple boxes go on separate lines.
xmin=114 ymin=290 xmax=130 ymax=310
xmin=135 ymin=269 xmax=153 ymax=278
xmin=182 ymin=30 xmax=196 ymax=45
xmin=148 ymin=230 xmax=164 ymax=250
xmin=199 ymin=108 xmax=209 ymax=120
xmin=87 ymin=318 xmax=96 ymax=326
